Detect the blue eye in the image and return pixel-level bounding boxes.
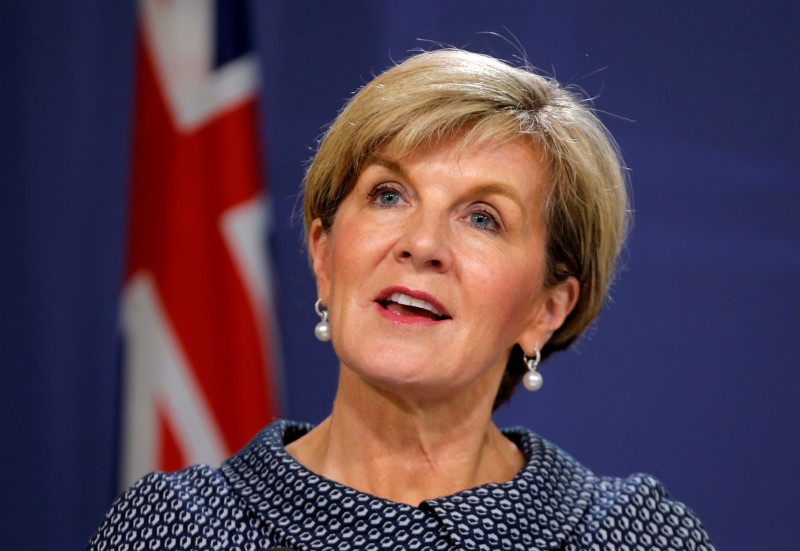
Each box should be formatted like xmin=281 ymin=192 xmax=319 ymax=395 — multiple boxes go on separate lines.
xmin=368 ymin=184 xmax=405 ymax=207
xmin=469 ymin=211 xmax=498 ymax=231
xmin=377 ymin=190 xmax=401 ymax=206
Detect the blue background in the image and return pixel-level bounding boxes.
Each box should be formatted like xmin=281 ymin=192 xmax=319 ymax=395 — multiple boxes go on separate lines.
xmin=1 ymin=1 xmax=798 ymax=549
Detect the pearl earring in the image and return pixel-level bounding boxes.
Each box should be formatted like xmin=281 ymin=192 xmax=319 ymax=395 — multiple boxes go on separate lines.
xmin=522 ymin=348 xmax=543 ymax=391
xmin=314 ymin=299 xmax=331 ymax=342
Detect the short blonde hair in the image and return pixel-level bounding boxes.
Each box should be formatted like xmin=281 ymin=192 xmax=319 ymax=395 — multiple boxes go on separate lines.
xmin=303 ymin=49 xmax=630 ymax=408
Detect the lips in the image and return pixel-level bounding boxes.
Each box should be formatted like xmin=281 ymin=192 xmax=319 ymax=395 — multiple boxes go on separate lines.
xmin=375 ymin=286 xmax=452 ymax=322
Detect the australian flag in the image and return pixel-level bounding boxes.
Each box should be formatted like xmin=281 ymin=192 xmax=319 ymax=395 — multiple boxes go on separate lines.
xmin=119 ymin=0 xmax=281 ymax=487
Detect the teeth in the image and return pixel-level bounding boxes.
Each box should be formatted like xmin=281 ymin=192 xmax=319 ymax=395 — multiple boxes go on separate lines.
xmin=389 ymin=292 xmax=443 ymax=316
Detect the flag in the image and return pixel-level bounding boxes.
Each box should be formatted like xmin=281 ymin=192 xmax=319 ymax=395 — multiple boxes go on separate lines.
xmin=119 ymin=0 xmax=281 ymax=486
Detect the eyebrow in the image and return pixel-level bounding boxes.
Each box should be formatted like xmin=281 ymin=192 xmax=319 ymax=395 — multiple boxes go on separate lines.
xmin=365 ymin=154 xmax=408 ymax=179
xmin=469 ymin=182 xmax=527 ymax=220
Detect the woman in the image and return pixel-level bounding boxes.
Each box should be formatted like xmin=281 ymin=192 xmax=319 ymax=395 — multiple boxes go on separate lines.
xmin=90 ymin=49 xmax=713 ymax=550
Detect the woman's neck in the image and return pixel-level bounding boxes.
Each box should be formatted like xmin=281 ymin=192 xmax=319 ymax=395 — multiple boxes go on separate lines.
xmin=285 ymin=368 xmax=524 ymax=506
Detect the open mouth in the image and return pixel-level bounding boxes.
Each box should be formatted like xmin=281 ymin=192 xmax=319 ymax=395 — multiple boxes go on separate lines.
xmin=378 ymin=292 xmax=451 ymax=321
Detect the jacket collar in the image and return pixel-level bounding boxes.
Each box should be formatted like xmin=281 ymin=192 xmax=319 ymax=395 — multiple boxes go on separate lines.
xmin=222 ymin=420 xmax=595 ymax=549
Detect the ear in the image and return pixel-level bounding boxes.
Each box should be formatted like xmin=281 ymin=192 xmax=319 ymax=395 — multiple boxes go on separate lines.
xmin=517 ymin=276 xmax=580 ymax=353
xmin=308 ymin=218 xmax=331 ymax=305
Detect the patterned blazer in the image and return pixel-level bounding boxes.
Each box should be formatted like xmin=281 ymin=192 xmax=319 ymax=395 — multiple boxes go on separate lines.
xmin=89 ymin=420 xmax=714 ymax=550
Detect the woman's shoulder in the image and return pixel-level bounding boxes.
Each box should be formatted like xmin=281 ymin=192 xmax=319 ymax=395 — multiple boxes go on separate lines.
xmin=504 ymin=426 xmax=715 ymax=550
xmin=87 ymin=421 xmax=302 ymax=550
xmin=584 ymin=472 xmax=713 ymax=549
xmin=87 ymin=465 xmax=254 ymax=550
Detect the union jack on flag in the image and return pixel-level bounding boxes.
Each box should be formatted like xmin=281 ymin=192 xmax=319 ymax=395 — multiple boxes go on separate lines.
xmin=120 ymin=0 xmax=281 ymax=486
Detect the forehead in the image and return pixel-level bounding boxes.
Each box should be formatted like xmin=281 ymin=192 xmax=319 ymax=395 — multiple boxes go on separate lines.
xmin=365 ymin=133 xmax=549 ymax=193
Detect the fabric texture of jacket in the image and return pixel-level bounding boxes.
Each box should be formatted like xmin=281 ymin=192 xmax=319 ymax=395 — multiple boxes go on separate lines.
xmin=89 ymin=419 xmax=714 ymax=550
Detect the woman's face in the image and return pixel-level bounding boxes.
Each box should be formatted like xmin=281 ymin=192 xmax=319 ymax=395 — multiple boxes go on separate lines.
xmin=310 ymin=136 xmax=577 ymax=403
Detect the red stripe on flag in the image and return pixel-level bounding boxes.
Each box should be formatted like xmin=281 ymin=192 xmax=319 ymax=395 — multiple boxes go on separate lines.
xmin=158 ymin=409 xmax=187 ymax=473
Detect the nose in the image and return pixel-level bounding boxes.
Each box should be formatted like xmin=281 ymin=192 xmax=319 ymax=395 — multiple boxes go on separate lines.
xmin=393 ymin=208 xmax=453 ymax=272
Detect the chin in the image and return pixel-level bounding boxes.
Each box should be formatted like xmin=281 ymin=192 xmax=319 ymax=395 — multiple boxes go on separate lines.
xmin=344 ymin=357 xmax=451 ymax=394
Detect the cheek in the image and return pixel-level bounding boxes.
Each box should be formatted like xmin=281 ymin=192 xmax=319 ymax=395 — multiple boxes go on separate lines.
xmin=327 ymin=219 xmax=390 ymax=288
xmin=464 ymin=250 xmax=544 ymax=330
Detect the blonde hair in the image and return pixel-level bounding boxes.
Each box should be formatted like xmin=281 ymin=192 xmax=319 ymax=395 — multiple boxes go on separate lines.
xmin=303 ymin=49 xmax=630 ymax=408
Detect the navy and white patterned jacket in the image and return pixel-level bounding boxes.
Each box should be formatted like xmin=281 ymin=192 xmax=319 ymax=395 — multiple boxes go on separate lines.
xmin=89 ymin=420 xmax=714 ymax=550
